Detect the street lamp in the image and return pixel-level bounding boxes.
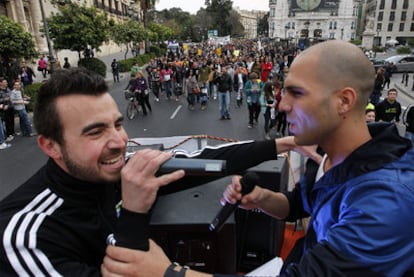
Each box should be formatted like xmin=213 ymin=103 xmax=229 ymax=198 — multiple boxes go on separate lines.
xmin=38 ymin=0 xmax=56 ymax=73
xmin=304 ymin=21 xmax=310 ymax=48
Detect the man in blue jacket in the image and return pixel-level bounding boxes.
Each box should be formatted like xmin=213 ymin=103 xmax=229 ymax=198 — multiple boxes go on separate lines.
xmin=101 ymin=41 xmax=414 ymax=276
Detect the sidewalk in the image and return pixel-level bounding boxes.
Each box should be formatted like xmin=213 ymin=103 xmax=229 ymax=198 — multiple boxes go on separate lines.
xmin=391 ymin=73 xmax=414 ymax=101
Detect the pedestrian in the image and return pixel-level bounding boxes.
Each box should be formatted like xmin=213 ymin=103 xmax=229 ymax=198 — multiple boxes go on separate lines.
xmin=135 ymin=70 xmax=151 ymax=115
xmin=370 ymin=67 xmax=384 ymax=105
xmin=0 ymin=78 xmax=15 ymax=140
xmin=150 ymin=67 xmax=161 ymax=102
xmin=185 ymin=69 xmax=200 ymax=110
xmin=244 ymin=72 xmax=264 ymax=128
xmin=100 ymin=40 xmax=414 ymax=277
xmin=412 ymin=73 xmax=414 ymax=91
xmin=215 ymin=66 xmax=232 ymax=120
xmin=260 ymin=81 xmax=276 ymax=139
xmin=111 ymin=59 xmax=120 ymax=83
xmin=375 ymin=88 xmax=402 ymax=122
xmin=10 ymin=81 xmax=35 ymax=137
xmin=403 ymin=103 xmax=414 ymax=143
xmin=0 ymin=67 xmax=320 ymax=276
xmin=20 ymin=63 xmax=36 ymax=86
xmin=37 ymin=55 xmax=48 ymax=78
xmin=402 ymin=71 xmax=409 ymax=86
xmin=63 ymin=57 xmax=71 ymax=69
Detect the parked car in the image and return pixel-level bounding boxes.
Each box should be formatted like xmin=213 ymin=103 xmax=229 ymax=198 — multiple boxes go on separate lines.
xmin=384 ymin=55 xmax=414 ymax=72
xmin=370 ymin=58 xmax=388 ymax=72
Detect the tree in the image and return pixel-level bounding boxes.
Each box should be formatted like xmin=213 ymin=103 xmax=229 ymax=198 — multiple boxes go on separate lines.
xmin=155 ymin=8 xmax=193 ymax=41
xmin=257 ymin=12 xmax=269 ymax=37
xmin=148 ymin=22 xmax=174 ymax=44
xmin=205 ymin=0 xmax=233 ymax=36
xmin=110 ymin=20 xmax=147 ymax=59
xmin=138 ymin=0 xmax=159 ymax=52
xmin=46 ymin=2 xmax=109 ymax=60
xmin=0 ymin=16 xmax=37 ymax=61
xmin=228 ymin=10 xmax=244 ymax=38
xmin=0 ymin=16 xmax=37 ymax=81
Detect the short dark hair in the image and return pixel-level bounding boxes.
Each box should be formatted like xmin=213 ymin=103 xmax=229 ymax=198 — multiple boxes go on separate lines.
xmin=34 ymin=67 xmax=108 ymax=144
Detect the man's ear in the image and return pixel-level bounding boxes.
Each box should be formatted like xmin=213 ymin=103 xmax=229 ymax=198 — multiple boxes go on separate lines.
xmin=337 ymin=87 xmax=357 ymax=115
xmin=37 ymin=135 xmax=62 ymax=160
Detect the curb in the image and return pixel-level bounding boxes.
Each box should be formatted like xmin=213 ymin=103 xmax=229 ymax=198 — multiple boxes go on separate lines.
xmin=394 ymin=82 xmax=414 ymax=101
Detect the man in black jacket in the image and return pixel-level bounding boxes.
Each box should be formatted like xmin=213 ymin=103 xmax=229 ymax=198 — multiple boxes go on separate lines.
xmin=0 ymin=67 xmax=317 ymax=276
xmin=215 ymin=66 xmax=233 ymax=120
xmin=375 ymin=88 xmax=402 ymax=122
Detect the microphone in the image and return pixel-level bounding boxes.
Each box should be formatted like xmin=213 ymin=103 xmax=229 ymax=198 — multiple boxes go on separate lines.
xmin=126 ymin=147 xmax=227 ymax=176
xmin=156 ymin=158 xmax=227 ymax=176
xmin=209 ymin=172 xmax=260 ymax=232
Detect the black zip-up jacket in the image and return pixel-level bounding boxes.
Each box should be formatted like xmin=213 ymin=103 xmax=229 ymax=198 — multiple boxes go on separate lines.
xmin=0 ymin=140 xmax=277 ymax=276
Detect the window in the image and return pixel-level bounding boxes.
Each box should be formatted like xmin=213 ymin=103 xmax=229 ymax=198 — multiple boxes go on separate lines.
xmin=377 ymin=23 xmax=382 ymax=31
xmin=400 ymin=23 xmax=405 ymax=31
xmin=411 ymin=23 xmax=414 ymax=32
xmin=388 ymin=23 xmax=393 ymax=32
xmin=351 ymin=21 xmax=355 ymax=30
xmin=389 ymin=11 xmax=395 ymax=21
xmin=401 ymin=11 xmax=406 ymax=21
xmin=270 ymin=8 xmax=275 ymax=17
xmin=379 ymin=0 xmax=385 ymax=10
xmin=334 ymin=22 xmax=337 ymax=30
xmin=391 ymin=0 xmax=397 ymax=9
xmin=329 ymin=21 xmax=333 ymax=30
xmin=378 ymin=11 xmax=383 ymax=21
xmin=403 ymin=0 xmax=409 ymax=9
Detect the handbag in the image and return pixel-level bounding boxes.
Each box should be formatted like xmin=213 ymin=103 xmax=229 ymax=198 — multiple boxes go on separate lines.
xmin=193 ymin=86 xmax=200 ymax=94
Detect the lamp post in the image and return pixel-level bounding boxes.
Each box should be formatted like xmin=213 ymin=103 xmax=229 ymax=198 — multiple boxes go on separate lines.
xmin=38 ymin=0 xmax=56 ymax=73
xmin=304 ymin=21 xmax=310 ymax=48
xmin=374 ymin=28 xmax=380 ymax=58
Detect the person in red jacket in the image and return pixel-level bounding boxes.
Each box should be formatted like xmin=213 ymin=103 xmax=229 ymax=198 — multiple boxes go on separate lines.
xmin=260 ymin=56 xmax=273 ymax=82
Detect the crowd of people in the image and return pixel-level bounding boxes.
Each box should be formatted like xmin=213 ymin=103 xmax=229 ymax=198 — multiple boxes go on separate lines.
xmin=124 ymin=39 xmax=298 ymax=139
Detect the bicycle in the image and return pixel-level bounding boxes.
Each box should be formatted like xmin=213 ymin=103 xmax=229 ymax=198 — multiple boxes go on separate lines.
xmin=124 ymin=90 xmax=142 ymax=120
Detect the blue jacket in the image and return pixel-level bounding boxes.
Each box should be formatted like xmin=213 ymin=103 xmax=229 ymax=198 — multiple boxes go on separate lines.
xmin=283 ymin=122 xmax=414 ymax=276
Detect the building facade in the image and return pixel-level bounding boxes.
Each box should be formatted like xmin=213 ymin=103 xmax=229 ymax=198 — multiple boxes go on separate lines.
xmin=365 ymin=0 xmax=414 ymax=46
xmin=268 ymin=0 xmax=359 ymax=48
xmin=235 ymin=7 xmax=267 ymax=39
xmin=0 ymin=0 xmax=138 ymax=56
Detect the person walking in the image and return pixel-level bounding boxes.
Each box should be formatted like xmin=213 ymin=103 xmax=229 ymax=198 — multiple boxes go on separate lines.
xmin=260 ymin=81 xmax=276 ymax=139
xmin=135 ymin=71 xmax=151 ymax=116
xmin=111 ymin=59 xmax=120 ymax=83
xmin=244 ymin=72 xmax=264 ymax=128
xmin=215 ymin=66 xmax=232 ymax=120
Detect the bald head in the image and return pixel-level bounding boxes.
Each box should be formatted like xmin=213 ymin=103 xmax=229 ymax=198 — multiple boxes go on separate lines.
xmin=292 ymin=41 xmax=375 ymax=108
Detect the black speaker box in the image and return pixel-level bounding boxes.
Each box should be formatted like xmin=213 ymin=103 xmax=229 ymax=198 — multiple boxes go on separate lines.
xmin=150 ymin=176 xmax=236 ymax=274
xmin=149 ymin=158 xmax=288 ymax=274
xmin=237 ymin=158 xmax=288 ymax=272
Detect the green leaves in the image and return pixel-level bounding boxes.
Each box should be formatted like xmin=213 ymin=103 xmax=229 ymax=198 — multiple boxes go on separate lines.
xmin=0 ymin=16 xmax=37 ymax=60
xmin=46 ymin=3 xmax=109 ymax=55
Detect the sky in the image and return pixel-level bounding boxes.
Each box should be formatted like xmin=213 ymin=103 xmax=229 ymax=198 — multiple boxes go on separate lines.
xmin=155 ymin=0 xmax=269 ymax=14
